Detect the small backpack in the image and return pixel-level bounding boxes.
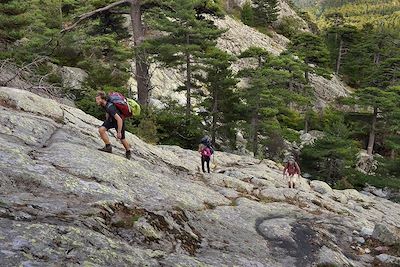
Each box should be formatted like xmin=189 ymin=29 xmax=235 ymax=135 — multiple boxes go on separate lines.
xmin=108 ymin=92 xmax=141 ymax=119
xmin=127 ymin=98 xmax=141 ymax=117
xmin=201 ymin=136 xmax=214 ymax=155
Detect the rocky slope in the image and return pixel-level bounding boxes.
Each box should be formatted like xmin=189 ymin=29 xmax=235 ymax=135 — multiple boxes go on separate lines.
xmin=0 ymin=87 xmax=399 ymax=266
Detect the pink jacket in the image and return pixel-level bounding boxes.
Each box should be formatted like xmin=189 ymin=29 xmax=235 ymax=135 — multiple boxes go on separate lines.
xmin=201 ymin=147 xmax=212 ymax=157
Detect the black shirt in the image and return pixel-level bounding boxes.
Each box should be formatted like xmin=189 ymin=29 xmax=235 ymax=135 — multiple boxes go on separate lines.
xmin=105 ymin=102 xmax=121 ymax=122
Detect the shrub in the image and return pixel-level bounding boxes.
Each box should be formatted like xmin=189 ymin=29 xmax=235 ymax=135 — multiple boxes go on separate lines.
xmin=241 ymin=2 xmax=255 ymax=26
xmin=275 ymin=17 xmax=304 ymax=39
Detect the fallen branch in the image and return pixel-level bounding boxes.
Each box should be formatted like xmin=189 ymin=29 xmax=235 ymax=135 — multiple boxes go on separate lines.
xmin=1 ymin=57 xmax=48 ymax=86
xmin=61 ymin=0 xmax=129 ymax=33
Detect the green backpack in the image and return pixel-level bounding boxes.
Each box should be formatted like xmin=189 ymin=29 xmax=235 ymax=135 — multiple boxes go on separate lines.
xmin=127 ymin=98 xmax=141 ymax=117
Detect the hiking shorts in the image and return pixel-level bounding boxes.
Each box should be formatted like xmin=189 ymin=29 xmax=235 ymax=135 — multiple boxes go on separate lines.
xmin=101 ymin=120 xmax=126 ymax=140
xmin=287 ymin=174 xmax=298 ymax=183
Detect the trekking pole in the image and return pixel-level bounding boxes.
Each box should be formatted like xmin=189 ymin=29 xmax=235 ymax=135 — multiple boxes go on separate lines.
xmin=212 ymin=152 xmax=216 ymax=170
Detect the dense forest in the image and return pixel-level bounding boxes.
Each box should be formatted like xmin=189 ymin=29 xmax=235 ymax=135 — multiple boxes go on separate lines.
xmin=294 ymin=0 xmax=400 ymax=28
xmin=0 ymin=0 xmax=399 ymax=193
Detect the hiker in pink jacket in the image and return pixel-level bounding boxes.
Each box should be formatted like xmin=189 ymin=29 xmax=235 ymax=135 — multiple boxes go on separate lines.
xmin=199 ymin=144 xmax=212 ymax=173
xmin=283 ymin=156 xmax=301 ymax=189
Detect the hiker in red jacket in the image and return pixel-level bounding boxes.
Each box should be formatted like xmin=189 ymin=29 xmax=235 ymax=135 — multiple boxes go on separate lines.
xmin=199 ymin=144 xmax=212 ymax=173
xmin=95 ymin=91 xmax=132 ymax=159
xmin=283 ymin=156 xmax=301 ymax=189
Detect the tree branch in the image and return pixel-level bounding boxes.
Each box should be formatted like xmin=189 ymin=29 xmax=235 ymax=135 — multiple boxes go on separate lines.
xmin=109 ymin=10 xmax=130 ymax=14
xmin=61 ymin=0 xmax=129 ymax=33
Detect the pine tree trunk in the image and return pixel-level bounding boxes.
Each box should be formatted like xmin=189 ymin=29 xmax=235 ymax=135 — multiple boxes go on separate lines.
xmin=185 ymin=34 xmax=191 ymax=119
xmin=211 ymin=88 xmax=218 ymax=144
xmin=185 ymin=53 xmax=191 ymax=119
xmin=304 ymin=113 xmax=309 ymax=133
xmin=390 ymin=149 xmax=396 ymax=160
xmin=305 ymin=69 xmax=309 ymax=83
xmin=129 ymin=0 xmax=150 ymax=106
xmin=374 ymin=52 xmax=381 ymax=65
xmin=251 ymin=110 xmax=259 ymax=157
xmin=59 ymin=0 xmax=63 ymax=30
xmin=289 ymin=80 xmax=294 ymax=91
xmin=367 ymin=107 xmax=378 ymax=155
xmin=335 ymin=39 xmax=343 ymax=74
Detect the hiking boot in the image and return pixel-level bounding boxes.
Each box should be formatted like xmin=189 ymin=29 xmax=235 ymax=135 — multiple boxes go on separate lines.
xmin=98 ymin=144 xmax=112 ymax=153
xmin=125 ymin=150 xmax=131 ymax=160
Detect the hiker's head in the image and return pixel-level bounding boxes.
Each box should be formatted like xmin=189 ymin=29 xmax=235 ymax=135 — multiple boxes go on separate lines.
xmin=95 ymin=91 xmax=108 ymax=106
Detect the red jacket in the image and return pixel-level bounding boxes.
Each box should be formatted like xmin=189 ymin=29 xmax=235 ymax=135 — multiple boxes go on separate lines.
xmin=284 ymin=162 xmax=301 ymax=176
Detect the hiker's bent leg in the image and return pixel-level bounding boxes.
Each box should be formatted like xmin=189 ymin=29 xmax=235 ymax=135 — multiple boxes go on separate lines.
xmin=121 ymin=139 xmax=131 ymax=151
xmin=99 ymin=126 xmax=110 ymax=145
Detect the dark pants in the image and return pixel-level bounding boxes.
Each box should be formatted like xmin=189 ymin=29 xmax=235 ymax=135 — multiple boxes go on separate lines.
xmin=202 ymin=156 xmax=210 ymax=173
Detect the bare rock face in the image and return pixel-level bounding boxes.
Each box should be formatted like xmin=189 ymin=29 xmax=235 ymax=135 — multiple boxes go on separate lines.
xmin=356 ymin=150 xmax=379 ymax=175
xmin=1 ymin=87 xmax=399 ymax=266
xmin=212 ymin=15 xmax=289 ymax=56
xmin=372 ymin=223 xmax=400 ymax=246
xmin=225 ymin=0 xmax=309 ymax=31
xmin=310 ymin=180 xmax=333 ymax=195
xmin=275 ymin=0 xmax=310 ymax=31
xmin=300 ymin=130 xmax=324 ymax=147
xmin=309 ymin=73 xmax=353 ymax=109
xmin=59 ymin=66 xmax=88 ymax=91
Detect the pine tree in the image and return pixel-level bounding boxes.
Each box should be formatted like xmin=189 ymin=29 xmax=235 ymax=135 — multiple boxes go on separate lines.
xmin=199 ymin=48 xmax=238 ymax=145
xmin=326 ymin=25 xmax=358 ymax=75
xmin=288 ymin=32 xmax=331 ymax=81
xmin=371 ymin=57 xmax=400 ymax=89
xmin=265 ymin=54 xmax=314 ymax=132
xmin=0 ymin=0 xmax=29 ymax=45
xmin=239 ymin=46 xmax=271 ymax=68
xmin=60 ymin=0 xmax=152 ymax=106
xmin=241 ymin=68 xmax=288 ymax=156
xmin=343 ymin=87 xmax=400 ymax=155
xmin=238 ymin=48 xmax=310 ymax=156
xmin=342 ymin=26 xmax=399 ymax=88
xmin=241 ymin=1 xmax=255 ymax=26
xmin=253 ymin=0 xmax=279 ymax=26
xmin=144 ymin=0 xmax=224 ymax=119
xmin=301 ymin=111 xmax=358 ymax=184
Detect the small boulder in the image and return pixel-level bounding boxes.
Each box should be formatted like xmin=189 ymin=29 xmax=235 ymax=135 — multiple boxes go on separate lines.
xmin=374 ymin=246 xmax=390 ymax=253
xmin=376 ymin=254 xmax=400 ymax=265
xmin=332 ymin=190 xmax=348 ymax=204
xmin=317 ymin=246 xmax=352 ymax=266
xmin=354 ymin=237 xmax=365 ymax=244
xmin=218 ymin=188 xmax=239 ymax=199
xmin=60 ymin=66 xmax=88 ymax=90
xmin=310 ymin=180 xmax=333 ymax=195
xmin=372 ymin=223 xmax=400 ymax=245
xmin=360 ymin=227 xmax=374 ymax=237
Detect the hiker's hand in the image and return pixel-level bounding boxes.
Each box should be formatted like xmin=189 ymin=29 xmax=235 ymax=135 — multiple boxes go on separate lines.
xmin=117 ymin=132 xmax=122 ymax=139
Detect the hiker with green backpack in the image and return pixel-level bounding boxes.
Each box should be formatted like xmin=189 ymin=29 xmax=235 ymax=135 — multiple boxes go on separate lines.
xmin=95 ymin=91 xmax=141 ymax=159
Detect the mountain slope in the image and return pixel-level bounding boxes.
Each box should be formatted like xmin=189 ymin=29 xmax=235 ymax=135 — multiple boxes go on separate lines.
xmin=0 ymin=87 xmax=399 ymax=266
xmin=131 ymin=14 xmax=351 ymax=108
